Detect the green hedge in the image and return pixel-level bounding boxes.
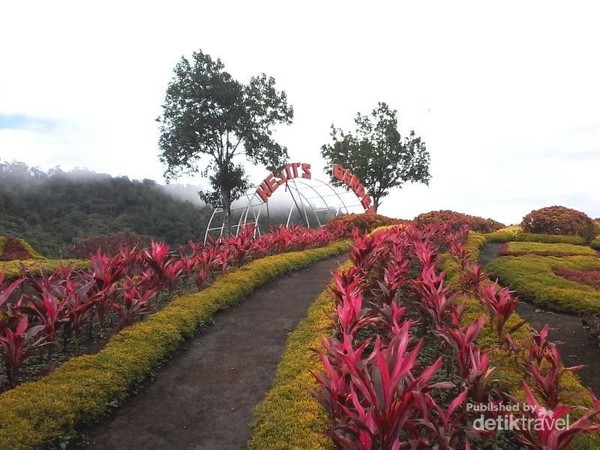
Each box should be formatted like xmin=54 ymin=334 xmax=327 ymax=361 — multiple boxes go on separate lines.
xmin=502 ymin=241 xmax=597 ymax=257
xmin=487 ymin=255 xmax=600 ymax=315
xmin=0 ymin=240 xmax=350 ymax=450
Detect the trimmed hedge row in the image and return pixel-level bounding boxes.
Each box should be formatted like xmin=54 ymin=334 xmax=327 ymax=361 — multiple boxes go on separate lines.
xmin=0 ymin=259 xmax=91 ymax=278
xmin=501 ymin=241 xmax=598 ymax=257
xmin=0 ymin=240 xmax=350 ymax=450
xmin=487 ymin=255 xmax=600 ymax=315
xmin=485 ymin=226 xmax=587 ymax=245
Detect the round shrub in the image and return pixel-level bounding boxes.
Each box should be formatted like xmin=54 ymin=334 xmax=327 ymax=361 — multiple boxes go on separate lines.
xmin=520 ymin=206 xmax=596 ymax=243
xmin=413 ymin=210 xmax=505 ymax=233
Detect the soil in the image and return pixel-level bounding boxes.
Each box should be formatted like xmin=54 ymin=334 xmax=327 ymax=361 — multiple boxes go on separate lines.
xmin=479 ymin=243 xmax=600 ymax=396
xmin=70 ymin=255 xmax=346 ymax=450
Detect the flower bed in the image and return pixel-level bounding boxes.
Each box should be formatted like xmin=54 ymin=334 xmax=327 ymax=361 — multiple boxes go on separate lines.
xmin=0 ymin=225 xmax=347 ymax=391
xmin=487 ymin=255 xmax=600 ymax=315
xmin=251 ymin=226 xmax=600 ymax=449
xmin=0 ymin=239 xmax=350 ymax=450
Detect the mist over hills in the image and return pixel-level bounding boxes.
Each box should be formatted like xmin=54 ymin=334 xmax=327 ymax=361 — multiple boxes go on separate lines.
xmin=0 ymin=161 xmax=213 ymax=257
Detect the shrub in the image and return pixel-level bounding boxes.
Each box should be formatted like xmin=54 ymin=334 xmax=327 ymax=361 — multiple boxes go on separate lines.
xmin=521 ymin=206 xmax=596 ymax=243
xmin=324 ymin=213 xmax=406 ymax=235
xmin=414 ymin=210 xmax=505 ymax=233
xmin=0 ymin=237 xmax=45 ymax=261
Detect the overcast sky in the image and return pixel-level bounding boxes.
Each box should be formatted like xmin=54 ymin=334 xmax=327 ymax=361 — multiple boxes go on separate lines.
xmin=1 ymin=1 xmax=600 ymax=224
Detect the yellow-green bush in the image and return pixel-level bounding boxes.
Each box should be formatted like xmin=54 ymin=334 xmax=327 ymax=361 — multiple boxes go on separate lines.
xmin=0 ymin=259 xmax=90 ymax=278
xmin=0 ymin=240 xmax=349 ymax=450
xmin=502 ymin=241 xmax=597 ymax=257
xmin=487 ymin=255 xmax=600 ymax=315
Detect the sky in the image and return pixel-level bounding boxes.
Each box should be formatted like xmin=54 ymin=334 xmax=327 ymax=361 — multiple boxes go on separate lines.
xmin=1 ymin=0 xmax=600 ymax=225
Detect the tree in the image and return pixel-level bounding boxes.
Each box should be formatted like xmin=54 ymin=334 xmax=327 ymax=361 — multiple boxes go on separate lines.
xmin=157 ymin=50 xmax=293 ymax=235
xmin=321 ymin=102 xmax=431 ymax=212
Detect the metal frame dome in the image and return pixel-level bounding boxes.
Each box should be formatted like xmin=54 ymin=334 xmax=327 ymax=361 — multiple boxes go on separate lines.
xmin=204 ymin=176 xmax=364 ymax=241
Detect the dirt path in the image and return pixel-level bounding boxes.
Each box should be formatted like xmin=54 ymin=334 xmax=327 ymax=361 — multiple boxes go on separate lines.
xmin=71 ymin=255 xmax=345 ymax=450
xmin=479 ymin=243 xmax=600 ymax=396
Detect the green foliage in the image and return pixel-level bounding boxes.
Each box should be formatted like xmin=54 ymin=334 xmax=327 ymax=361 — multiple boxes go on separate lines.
xmin=487 ymin=255 xmax=600 ymax=314
xmin=502 ymin=241 xmax=597 ymax=257
xmin=320 ymin=102 xmax=430 ymax=212
xmin=0 ymin=161 xmax=212 ymax=257
xmin=157 ymin=50 xmax=293 ymax=233
xmin=521 ymin=205 xmax=596 ymax=243
xmin=0 ymin=240 xmax=349 ymax=449
xmin=414 ymin=210 xmax=505 ymax=233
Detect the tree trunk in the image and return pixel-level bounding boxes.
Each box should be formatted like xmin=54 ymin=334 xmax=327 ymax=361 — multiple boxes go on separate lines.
xmin=222 ymin=185 xmax=232 ymax=237
xmin=372 ymin=196 xmax=380 ymax=213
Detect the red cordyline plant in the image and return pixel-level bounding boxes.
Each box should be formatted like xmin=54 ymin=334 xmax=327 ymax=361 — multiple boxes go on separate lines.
xmin=515 ymin=381 xmax=600 ymax=450
xmin=111 ymin=274 xmax=158 ymax=329
xmin=314 ymin=322 xmax=450 ymax=449
xmin=415 ymin=388 xmax=472 ymax=450
xmin=0 ymin=315 xmax=46 ymax=386
xmin=90 ymin=250 xmax=127 ymax=328
xmin=478 ymin=281 xmax=519 ymax=338
xmin=141 ymin=241 xmax=187 ymax=293
xmin=459 ymin=261 xmax=487 ymax=295
xmin=60 ymin=273 xmax=99 ymax=352
xmin=436 ymin=314 xmax=494 ymax=400
xmin=520 ymin=325 xmax=584 ymax=410
xmin=413 ymin=265 xmax=456 ymax=328
xmin=330 ymin=271 xmax=377 ymax=336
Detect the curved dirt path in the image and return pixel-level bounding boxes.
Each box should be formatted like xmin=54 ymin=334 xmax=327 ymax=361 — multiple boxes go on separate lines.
xmin=479 ymin=243 xmax=600 ymax=396
xmin=71 ymin=255 xmax=345 ymax=450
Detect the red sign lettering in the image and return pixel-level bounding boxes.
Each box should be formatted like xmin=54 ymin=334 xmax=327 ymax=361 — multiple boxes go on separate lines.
xmin=254 ymin=162 xmax=312 ymax=202
xmin=331 ymin=164 xmax=373 ymax=212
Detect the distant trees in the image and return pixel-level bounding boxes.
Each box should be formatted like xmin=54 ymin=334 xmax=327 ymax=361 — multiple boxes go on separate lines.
xmin=321 ymin=102 xmax=431 ymax=212
xmin=0 ymin=161 xmax=212 ymax=257
xmin=157 ymin=50 xmax=293 ymax=235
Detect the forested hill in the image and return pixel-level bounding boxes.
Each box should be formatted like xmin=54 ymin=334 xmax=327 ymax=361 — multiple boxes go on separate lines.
xmin=0 ymin=161 xmax=212 ymax=257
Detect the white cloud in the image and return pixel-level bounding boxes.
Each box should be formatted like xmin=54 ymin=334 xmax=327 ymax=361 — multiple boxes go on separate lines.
xmin=1 ymin=0 xmax=600 ymax=224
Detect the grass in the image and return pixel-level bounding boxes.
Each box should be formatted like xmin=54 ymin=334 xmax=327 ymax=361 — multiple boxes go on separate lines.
xmin=501 ymin=241 xmax=597 ymax=257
